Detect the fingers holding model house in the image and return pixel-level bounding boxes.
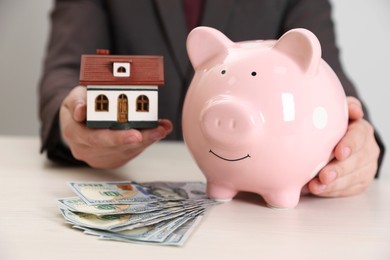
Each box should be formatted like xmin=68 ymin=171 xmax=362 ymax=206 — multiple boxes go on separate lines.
xmin=60 ymin=85 xmax=173 ymax=169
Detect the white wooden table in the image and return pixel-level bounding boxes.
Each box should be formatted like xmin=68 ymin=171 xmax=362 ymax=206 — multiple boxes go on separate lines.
xmin=0 ymin=136 xmax=389 ymax=260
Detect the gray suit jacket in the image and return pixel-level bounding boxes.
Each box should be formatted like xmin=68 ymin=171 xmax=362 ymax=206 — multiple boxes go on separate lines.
xmin=39 ymin=0 xmax=385 ymax=169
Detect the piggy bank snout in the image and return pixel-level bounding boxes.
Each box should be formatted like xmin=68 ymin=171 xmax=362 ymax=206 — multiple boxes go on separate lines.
xmin=200 ymin=99 xmax=260 ymax=147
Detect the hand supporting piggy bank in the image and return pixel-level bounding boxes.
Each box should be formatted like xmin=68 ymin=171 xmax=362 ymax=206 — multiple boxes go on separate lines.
xmin=182 ymin=27 xmax=348 ymax=208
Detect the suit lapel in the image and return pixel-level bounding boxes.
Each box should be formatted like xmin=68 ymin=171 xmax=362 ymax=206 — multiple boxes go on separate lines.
xmin=154 ymin=0 xmax=188 ymax=78
xmin=201 ymin=0 xmax=236 ymax=31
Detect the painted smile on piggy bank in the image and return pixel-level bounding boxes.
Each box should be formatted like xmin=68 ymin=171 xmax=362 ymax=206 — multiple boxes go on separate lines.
xmin=209 ymin=150 xmax=251 ymax=162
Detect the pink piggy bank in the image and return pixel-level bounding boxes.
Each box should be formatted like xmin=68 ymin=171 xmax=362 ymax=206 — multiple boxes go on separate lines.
xmin=182 ymin=27 xmax=348 ymax=208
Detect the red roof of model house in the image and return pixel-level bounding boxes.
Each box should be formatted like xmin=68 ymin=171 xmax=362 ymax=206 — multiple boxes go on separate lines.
xmin=79 ymin=50 xmax=164 ymax=86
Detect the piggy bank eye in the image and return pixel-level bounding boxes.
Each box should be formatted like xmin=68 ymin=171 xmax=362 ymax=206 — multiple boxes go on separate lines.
xmin=251 ymin=71 xmax=257 ymax=76
xmin=221 ymin=70 xmax=227 ymax=75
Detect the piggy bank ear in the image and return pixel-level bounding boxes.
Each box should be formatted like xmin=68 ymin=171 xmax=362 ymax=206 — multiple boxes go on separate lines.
xmin=186 ymin=26 xmax=234 ymax=69
xmin=274 ymin=28 xmax=321 ymax=76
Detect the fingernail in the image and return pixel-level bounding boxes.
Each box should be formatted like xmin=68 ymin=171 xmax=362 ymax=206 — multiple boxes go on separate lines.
xmin=316 ymin=184 xmax=327 ymax=193
xmin=150 ymin=131 xmax=164 ymax=141
xmin=349 ymin=101 xmax=360 ymax=111
xmin=326 ymin=170 xmax=337 ymax=183
xmin=125 ymin=136 xmax=141 ymax=144
xmin=342 ymin=147 xmax=351 ymax=159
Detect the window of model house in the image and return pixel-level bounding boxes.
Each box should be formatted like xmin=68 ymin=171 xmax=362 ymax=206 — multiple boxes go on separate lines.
xmin=95 ymin=94 xmax=109 ymax=111
xmin=136 ymin=95 xmax=149 ymax=112
xmin=113 ymin=62 xmax=130 ymax=77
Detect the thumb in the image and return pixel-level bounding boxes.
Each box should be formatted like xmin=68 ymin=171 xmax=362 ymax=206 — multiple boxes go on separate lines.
xmin=74 ymin=102 xmax=86 ymax=122
xmin=66 ymin=86 xmax=87 ymax=122
xmin=347 ymin=96 xmax=364 ymax=121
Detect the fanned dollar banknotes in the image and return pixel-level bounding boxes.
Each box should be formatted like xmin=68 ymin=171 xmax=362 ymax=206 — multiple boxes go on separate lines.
xmin=58 ymin=181 xmax=219 ymax=246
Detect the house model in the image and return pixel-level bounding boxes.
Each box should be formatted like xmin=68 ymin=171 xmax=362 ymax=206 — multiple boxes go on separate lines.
xmin=79 ymin=49 xmax=164 ymax=129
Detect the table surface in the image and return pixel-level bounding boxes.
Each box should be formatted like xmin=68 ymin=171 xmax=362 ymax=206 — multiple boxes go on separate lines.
xmin=0 ymin=135 xmax=389 ymax=260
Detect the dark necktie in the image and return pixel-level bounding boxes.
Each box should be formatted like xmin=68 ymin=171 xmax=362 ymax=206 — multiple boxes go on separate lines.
xmin=182 ymin=0 xmax=204 ymax=31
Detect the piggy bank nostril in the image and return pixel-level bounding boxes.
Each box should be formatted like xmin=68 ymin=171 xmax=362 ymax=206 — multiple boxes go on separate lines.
xmin=230 ymin=119 xmax=236 ymax=129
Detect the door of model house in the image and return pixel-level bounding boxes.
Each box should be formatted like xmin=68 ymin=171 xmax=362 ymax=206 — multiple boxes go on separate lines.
xmin=117 ymin=94 xmax=128 ymax=123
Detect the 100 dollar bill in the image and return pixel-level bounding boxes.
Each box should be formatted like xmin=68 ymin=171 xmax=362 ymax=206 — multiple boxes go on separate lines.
xmin=58 ymin=197 xmax=188 ymax=215
xmin=69 ymin=181 xmax=208 ymax=205
xmin=75 ymin=208 xmax=205 ymax=245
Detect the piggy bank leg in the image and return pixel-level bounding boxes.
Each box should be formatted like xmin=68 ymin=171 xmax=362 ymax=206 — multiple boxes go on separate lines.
xmin=262 ymin=189 xmax=301 ymax=209
xmin=206 ymin=182 xmax=238 ymax=202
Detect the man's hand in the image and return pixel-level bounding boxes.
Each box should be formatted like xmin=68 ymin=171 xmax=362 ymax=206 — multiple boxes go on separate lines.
xmin=59 ymin=86 xmax=173 ymax=169
xmin=307 ymin=96 xmax=380 ymax=197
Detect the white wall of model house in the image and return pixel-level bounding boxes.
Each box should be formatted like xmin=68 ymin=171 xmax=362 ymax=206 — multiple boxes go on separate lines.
xmin=86 ymin=86 xmax=158 ymax=122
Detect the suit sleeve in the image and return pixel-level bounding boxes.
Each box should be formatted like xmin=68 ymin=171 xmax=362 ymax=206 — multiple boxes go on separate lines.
xmin=39 ymin=0 xmax=111 ymax=164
